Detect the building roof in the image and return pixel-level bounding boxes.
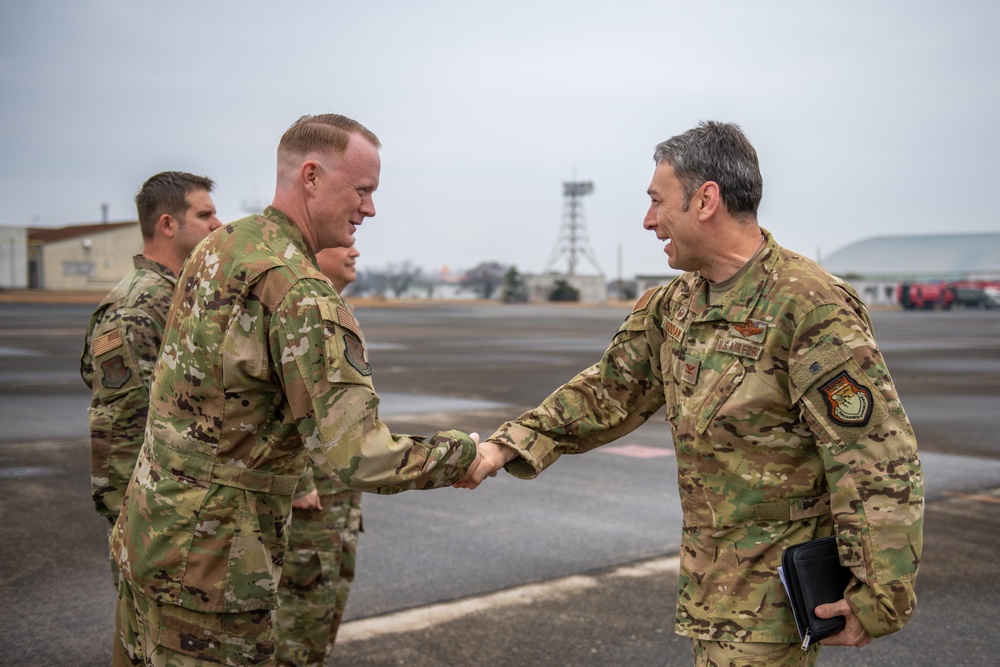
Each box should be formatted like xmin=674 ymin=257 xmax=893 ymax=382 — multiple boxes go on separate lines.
xmin=28 ymin=221 xmax=138 ymax=243
xmin=821 ymin=232 xmax=1000 ymax=279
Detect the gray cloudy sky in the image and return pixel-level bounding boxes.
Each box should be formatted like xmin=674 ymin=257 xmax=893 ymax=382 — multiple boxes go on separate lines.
xmin=2 ymin=0 xmax=998 ymax=279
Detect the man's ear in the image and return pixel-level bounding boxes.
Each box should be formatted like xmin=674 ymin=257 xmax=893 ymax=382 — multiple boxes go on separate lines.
xmin=301 ymin=160 xmax=320 ymax=193
xmin=695 ymin=181 xmax=721 ymax=220
xmin=157 ymin=213 xmax=177 ymax=239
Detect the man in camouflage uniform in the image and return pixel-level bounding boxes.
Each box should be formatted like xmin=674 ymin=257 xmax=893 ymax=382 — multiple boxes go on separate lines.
xmin=111 ymin=114 xmax=480 ymax=666
xmin=465 ymin=122 xmax=923 ymax=666
xmin=276 ymin=244 xmax=364 ymax=667
xmin=80 ymin=171 xmax=221 ymax=581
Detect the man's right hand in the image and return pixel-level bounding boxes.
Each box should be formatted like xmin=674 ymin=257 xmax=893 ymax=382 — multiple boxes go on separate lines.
xmin=454 ymin=440 xmax=517 ymax=489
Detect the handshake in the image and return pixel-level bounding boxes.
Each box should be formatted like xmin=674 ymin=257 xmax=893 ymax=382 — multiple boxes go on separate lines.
xmin=454 ymin=433 xmax=518 ymax=490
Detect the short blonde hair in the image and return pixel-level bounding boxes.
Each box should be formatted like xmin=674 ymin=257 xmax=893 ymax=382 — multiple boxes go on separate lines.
xmin=277 ymin=114 xmax=381 ymax=161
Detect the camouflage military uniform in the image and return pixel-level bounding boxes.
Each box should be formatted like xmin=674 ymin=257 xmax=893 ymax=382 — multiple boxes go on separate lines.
xmin=490 ymin=229 xmax=923 ymax=648
xmin=275 ymin=464 xmax=362 ymax=667
xmin=111 ymin=207 xmax=477 ymax=665
xmin=81 ymin=255 xmax=176 ymax=525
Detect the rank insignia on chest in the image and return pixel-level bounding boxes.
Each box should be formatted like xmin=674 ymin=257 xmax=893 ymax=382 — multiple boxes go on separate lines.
xmin=343 ymin=334 xmax=372 ymax=376
xmin=682 ymin=355 xmax=700 ymax=384
xmin=100 ymin=354 xmax=132 ymax=389
xmin=819 ymin=371 xmax=873 ymax=426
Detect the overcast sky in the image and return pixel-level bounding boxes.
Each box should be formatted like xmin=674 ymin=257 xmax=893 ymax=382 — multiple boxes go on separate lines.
xmin=2 ymin=1 xmax=998 ymax=279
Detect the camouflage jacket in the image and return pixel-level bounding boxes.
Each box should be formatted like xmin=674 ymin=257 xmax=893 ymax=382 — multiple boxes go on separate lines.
xmin=112 ymin=207 xmax=477 ymax=614
xmin=490 ymin=230 xmax=923 ymax=643
xmin=81 ymin=255 xmax=176 ymax=524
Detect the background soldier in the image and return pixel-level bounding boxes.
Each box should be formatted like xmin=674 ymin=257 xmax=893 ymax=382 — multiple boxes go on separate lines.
xmin=111 ymin=114 xmax=480 ymax=666
xmin=465 ymin=122 xmax=923 ymax=666
xmin=80 ymin=170 xmax=220 ymax=579
xmin=277 ymin=244 xmax=364 ymax=667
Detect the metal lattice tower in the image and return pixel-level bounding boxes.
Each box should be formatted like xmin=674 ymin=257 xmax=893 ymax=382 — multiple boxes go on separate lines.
xmin=545 ymin=181 xmax=603 ymax=276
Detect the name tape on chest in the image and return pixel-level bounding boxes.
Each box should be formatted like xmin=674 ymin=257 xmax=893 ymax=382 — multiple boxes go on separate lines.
xmin=663 ymin=319 xmax=683 ymax=342
xmin=716 ymin=337 xmax=764 ymax=360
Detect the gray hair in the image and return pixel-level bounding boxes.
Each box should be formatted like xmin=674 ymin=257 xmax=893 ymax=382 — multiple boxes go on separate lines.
xmin=653 ymin=121 xmax=762 ymax=218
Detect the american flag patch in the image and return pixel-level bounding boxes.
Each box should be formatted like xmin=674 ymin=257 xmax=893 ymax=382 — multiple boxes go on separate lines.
xmin=92 ymin=330 xmax=123 ymax=357
xmin=338 ymin=306 xmax=361 ymax=339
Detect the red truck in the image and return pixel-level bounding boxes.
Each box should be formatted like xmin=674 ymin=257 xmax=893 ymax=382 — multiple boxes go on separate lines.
xmin=898 ymin=281 xmax=1000 ymax=310
xmin=897 ymin=282 xmax=954 ymax=310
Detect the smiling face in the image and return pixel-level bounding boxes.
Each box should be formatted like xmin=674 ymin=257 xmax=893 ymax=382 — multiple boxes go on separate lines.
xmin=309 ymin=135 xmax=380 ymax=251
xmin=643 ymin=162 xmax=709 ymax=274
xmin=316 ymin=245 xmax=360 ymax=293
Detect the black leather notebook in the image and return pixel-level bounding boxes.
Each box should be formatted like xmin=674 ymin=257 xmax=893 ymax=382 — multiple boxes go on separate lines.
xmin=779 ymin=536 xmax=854 ymax=649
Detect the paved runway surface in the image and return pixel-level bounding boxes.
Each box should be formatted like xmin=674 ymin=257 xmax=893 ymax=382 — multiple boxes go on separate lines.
xmin=1 ymin=301 xmax=998 ymax=665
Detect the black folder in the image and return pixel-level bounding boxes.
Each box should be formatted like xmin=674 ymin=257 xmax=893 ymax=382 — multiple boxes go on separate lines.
xmin=780 ymin=536 xmax=854 ymax=649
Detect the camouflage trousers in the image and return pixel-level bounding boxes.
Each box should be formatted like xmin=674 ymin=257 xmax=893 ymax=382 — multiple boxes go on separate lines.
xmin=275 ymin=490 xmax=361 ymax=667
xmin=692 ymin=639 xmax=820 ymax=667
xmin=114 ymin=578 xmax=275 ymax=666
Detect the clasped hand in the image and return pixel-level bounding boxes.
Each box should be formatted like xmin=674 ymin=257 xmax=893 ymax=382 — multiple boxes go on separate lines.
xmin=455 ymin=434 xmax=516 ymax=489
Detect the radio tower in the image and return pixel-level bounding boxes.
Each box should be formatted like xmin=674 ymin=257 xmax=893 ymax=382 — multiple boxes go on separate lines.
xmin=545 ymin=181 xmax=602 ymax=276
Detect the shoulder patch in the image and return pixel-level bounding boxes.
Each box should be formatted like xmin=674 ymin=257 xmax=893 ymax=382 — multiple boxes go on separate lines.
xmin=343 ymin=334 xmax=372 ymax=376
xmin=100 ymin=355 xmax=132 ymax=389
xmin=92 ymin=330 xmax=124 ymax=357
xmin=633 ymin=288 xmax=657 ymax=313
xmin=338 ymin=305 xmax=362 ymax=340
xmin=819 ymin=371 xmax=873 ymax=427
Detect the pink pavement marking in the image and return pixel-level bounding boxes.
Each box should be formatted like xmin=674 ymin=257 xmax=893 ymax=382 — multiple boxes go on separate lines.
xmin=599 ymin=444 xmax=674 ymax=459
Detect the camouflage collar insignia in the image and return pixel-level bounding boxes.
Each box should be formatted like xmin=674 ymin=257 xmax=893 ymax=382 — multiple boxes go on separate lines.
xmin=682 ymin=355 xmax=700 ymax=384
xmin=819 ymin=371 xmax=873 ymax=427
xmin=92 ymin=329 xmax=124 ymax=357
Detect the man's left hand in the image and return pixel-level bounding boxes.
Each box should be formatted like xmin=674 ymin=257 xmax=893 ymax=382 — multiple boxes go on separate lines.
xmin=815 ymin=598 xmax=872 ymax=647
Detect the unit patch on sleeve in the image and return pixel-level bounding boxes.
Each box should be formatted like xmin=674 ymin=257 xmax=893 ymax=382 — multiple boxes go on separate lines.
xmin=343 ymin=334 xmax=372 ymax=376
xmin=819 ymin=371 xmax=873 ymax=427
xmin=100 ymin=355 xmax=132 ymax=389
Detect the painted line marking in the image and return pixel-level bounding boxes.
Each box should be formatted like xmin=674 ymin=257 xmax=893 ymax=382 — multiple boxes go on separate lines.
xmin=599 ymin=444 xmax=674 ymax=459
xmin=337 ymin=555 xmax=680 ymax=643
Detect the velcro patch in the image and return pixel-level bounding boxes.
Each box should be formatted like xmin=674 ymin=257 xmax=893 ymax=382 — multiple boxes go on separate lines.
xmin=819 ymin=371 xmax=873 ymax=426
xmin=100 ymin=354 xmax=132 ymax=389
xmin=92 ymin=330 xmax=123 ymax=357
xmin=343 ymin=334 xmax=372 ymax=376
xmin=716 ymin=337 xmax=764 ymax=360
xmin=663 ymin=319 xmax=682 ymax=342
xmin=732 ymin=319 xmax=767 ymax=342
xmin=633 ymin=288 xmax=656 ymax=313
xmin=338 ymin=306 xmax=362 ymax=340
xmin=682 ymin=355 xmax=700 ymax=385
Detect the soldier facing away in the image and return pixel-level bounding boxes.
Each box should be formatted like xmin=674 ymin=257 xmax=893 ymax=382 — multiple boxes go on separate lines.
xmin=463 ymin=121 xmax=923 ymax=666
xmin=110 ymin=114 xmax=481 ymax=666
xmin=80 ymin=170 xmax=221 ymax=578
